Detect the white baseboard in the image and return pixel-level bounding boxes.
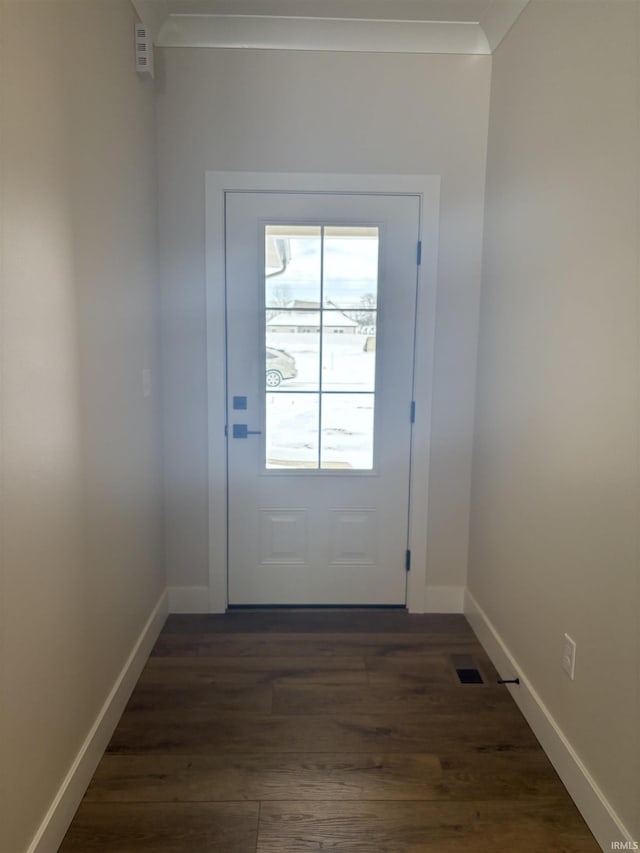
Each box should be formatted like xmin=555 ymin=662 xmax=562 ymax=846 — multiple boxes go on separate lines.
xmin=464 ymin=588 xmax=635 ymax=852
xmin=424 ymin=585 xmax=464 ymax=613
xmin=27 ymin=590 xmax=169 ymax=853
xmin=168 ymin=585 xmax=210 ymax=613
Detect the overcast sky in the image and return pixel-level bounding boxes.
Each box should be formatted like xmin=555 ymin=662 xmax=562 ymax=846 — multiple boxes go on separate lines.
xmin=266 ymin=235 xmax=379 ymax=309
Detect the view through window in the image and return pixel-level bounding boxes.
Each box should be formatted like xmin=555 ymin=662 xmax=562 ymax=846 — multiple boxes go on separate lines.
xmin=264 ymin=224 xmax=379 ymax=470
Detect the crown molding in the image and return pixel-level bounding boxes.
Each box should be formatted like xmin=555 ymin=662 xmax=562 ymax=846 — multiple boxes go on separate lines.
xmin=131 ymin=0 xmax=529 ymax=55
xmin=157 ymin=15 xmax=491 ymax=54
xmin=479 ymin=0 xmax=529 ymax=52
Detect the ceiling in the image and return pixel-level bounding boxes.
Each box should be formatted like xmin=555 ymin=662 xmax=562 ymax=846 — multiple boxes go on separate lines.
xmin=132 ymin=0 xmax=530 ymax=54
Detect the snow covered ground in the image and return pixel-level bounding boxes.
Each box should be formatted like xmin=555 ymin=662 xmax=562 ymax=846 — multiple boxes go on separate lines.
xmin=265 ymin=333 xmax=376 ymax=469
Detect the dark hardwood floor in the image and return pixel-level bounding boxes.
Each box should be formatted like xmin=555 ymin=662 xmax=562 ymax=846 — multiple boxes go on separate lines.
xmin=59 ymin=611 xmax=600 ymax=852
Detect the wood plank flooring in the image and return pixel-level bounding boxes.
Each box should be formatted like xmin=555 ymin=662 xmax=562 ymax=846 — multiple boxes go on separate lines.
xmin=59 ymin=611 xmax=600 ymax=852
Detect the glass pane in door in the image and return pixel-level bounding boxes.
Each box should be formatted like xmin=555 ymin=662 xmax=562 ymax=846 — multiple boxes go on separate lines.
xmin=321 ymin=311 xmax=376 ymax=393
xmin=266 ymin=393 xmax=320 ymax=469
xmin=323 ymin=226 xmax=379 ymax=308
xmin=321 ymin=393 xmax=375 ymax=470
xmin=265 ymin=225 xmax=321 ymax=307
xmin=264 ymin=225 xmax=379 ymax=472
xmin=265 ymin=330 xmax=320 ymax=391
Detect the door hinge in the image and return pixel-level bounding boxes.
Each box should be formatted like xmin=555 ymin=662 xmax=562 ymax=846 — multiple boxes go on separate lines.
xmin=405 ymin=549 xmax=411 ymax=572
xmin=417 ymin=241 xmax=422 ymax=266
xmin=410 ymin=401 xmax=416 ymax=423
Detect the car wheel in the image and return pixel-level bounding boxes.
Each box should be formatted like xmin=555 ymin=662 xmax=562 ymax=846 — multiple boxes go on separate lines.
xmin=266 ymin=370 xmax=282 ymax=387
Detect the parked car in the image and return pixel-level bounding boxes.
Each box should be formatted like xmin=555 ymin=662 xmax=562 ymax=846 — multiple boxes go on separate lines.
xmin=266 ymin=346 xmax=297 ymax=387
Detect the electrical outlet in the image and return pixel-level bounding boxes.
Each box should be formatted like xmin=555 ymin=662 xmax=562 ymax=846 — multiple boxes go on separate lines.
xmin=561 ymin=633 xmax=576 ymax=680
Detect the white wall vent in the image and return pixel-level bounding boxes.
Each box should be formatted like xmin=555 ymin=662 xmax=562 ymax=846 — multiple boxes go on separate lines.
xmin=134 ymin=22 xmax=154 ymax=77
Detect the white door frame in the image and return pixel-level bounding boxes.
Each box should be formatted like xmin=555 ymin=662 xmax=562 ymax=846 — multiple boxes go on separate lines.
xmin=205 ymin=172 xmax=440 ymax=613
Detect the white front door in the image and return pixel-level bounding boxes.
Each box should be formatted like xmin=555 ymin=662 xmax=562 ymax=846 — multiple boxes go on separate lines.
xmin=225 ymin=190 xmax=421 ymax=605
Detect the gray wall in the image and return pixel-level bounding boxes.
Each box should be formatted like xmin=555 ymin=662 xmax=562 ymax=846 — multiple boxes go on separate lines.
xmin=469 ymin=0 xmax=640 ymax=838
xmin=0 ymin=2 xmax=164 ymax=850
xmin=157 ymin=47 xmax=491 ymax=603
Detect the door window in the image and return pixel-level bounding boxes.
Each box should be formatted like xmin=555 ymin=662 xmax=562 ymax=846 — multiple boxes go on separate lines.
xmin=264 ymin=224 xmax=379 ymax=471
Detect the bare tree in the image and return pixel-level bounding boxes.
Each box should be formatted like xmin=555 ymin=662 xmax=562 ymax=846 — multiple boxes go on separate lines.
xmin=354 ymin=293 xmax=376 ymax=328
xmin=266 ymin=284 xmax=293 ymax=322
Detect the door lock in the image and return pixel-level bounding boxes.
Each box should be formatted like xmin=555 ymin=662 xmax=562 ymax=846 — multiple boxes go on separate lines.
xmin=232 ymin=424 xmax=262 ymax=439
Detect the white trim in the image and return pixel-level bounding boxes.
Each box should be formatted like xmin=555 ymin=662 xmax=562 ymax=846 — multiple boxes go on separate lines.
xmin=168 ymin=585 xmax=210 ymax=613
xmin=479 ymin=0 xmax=530 ymax=52
xmin=156 ymin=15 xmax=490 ymax=54
xmin=26 ymin=590 xmax=168 ymax=853
xmin=132 ymin=0 xmax=531 ymax=54
xmin=424 ymin=585 xmax=464 ymax=613
xmin=464 ymin=588 xmax=636 ymax=850
xmin=206 ymin=172 xmax=440 ymax=614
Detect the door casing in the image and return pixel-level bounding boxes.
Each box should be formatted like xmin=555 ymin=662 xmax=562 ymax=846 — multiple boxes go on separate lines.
xmin=205 ymin=172 xmax=440 ymax=613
